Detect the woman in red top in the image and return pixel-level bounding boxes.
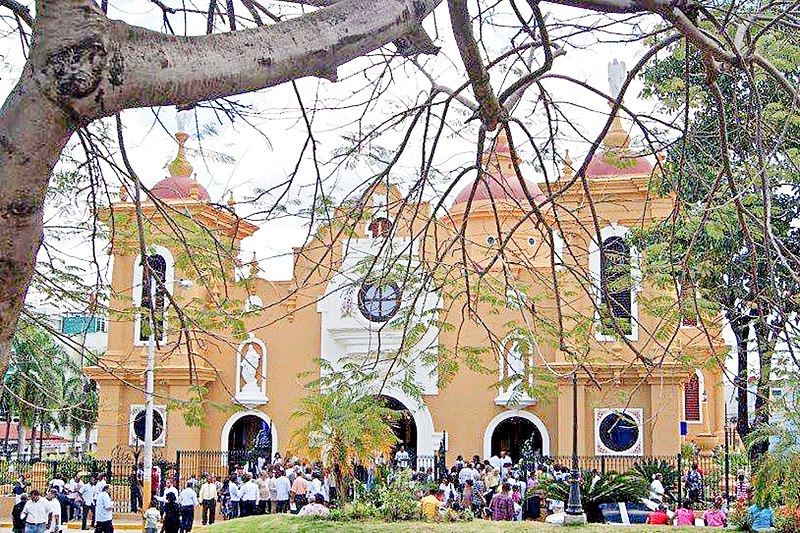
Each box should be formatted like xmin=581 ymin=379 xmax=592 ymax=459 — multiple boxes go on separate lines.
xmin=646 ymin=506 xmax=670 ymax=525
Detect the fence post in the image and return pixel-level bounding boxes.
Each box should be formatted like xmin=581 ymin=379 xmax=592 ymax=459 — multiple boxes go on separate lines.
xmin=676 ymin=453 xmax=682 ymax=504
xmin=106 ymin=460 xmax=112 ymax=481
xmin=176 ymin=450 xmax=182 ymax=484
xmin=600 ymin=456 xmax=606 ymax=475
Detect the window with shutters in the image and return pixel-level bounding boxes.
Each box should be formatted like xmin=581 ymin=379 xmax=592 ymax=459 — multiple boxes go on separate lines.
xmin=599 ymin=236 xmax=632 ymax=336
xmin=685 ymin=372 xmax=702 ymax=423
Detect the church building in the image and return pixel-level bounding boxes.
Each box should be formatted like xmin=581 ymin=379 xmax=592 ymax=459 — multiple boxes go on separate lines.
xmin=87 ymin=108 xmax=727 ymax=466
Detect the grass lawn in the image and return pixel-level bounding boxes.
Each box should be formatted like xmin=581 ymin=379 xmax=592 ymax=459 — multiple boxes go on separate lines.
xmin=200 ymin=514 xmax=700 ymax=532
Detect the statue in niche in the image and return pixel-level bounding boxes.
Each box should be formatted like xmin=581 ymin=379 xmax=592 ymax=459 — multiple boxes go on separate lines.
xmin=240 ymin=342 xmax=261 ymax=392
xmin=234 ymin=334 xmax=269 ymax=406
xmin=608 ymin=58 xmax=627 ymax=99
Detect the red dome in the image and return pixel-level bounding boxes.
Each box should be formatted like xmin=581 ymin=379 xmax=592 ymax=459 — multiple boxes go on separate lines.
xmin=453 ymin=173 xmax=546 ymax=207
xmin=151 ymin=176 xmax=210 ymax=201
xmin=585 ymin=152 xmax=653 ymax=178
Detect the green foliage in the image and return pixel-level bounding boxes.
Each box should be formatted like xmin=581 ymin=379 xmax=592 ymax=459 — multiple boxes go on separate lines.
xmin=727 ymin=500 xmax=753 ymax=531
xmin=544 ymin=471 xmax=647 ymax=522
xmin=774 ymin=506 xmax=800 ymax=533
xmin=627 ymin=458 xmax=680 ymax=503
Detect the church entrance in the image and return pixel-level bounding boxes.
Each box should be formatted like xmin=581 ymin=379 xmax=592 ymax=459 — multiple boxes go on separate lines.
xmin=378 ymin=395 xmax=417 ymax=461
xmin=227 ymin=414 xmax=272 ymax=469
xmin=490 ymin=416 xmax=543 ymax=464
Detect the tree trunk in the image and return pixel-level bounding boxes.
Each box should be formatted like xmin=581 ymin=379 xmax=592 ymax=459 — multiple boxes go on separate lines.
xmin=38 ymin=423 xmax=43 ymax=458
xmin=729 ymin=312 xmax=751 ymax=443
xmin=16 ymin=424 xmax=25 ymax=460
xmin=83 ymin=424 xmax=93 ymax=456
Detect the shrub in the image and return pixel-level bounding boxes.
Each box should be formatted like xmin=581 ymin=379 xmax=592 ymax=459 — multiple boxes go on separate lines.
xmin=774 ymin=506 xmax=800 ymax=533
xmin=544 ymin=471 xmax=646 ymax=523
xmin=627 ymin=458 xmax=680 ymax=503
xmin=727 ymin=499 xmax=753 ymax=531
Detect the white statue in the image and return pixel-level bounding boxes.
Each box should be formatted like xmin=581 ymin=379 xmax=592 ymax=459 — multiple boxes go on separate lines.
xmin=240 ymin=343 xmax=260 ymax=391
xmin=176 ymin=110 xmax=192 ymax=134
xmin=608 ymin=59 xmax=627 ymax=99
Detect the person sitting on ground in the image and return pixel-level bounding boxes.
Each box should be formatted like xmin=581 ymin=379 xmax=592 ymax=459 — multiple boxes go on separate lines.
xmin=646 ymin=505 xmax=670 ymax=525
xmin=297 ymin=494 xmax=329 ymax=517
xmin=703 ymin=498 xmax=727 ymax=527
xmin=748 ymin=502 xmax=774 ymax=531
xmin=675 ymin=500 xmax=695 ymax=526
xmin=419 ymin=488 xmax=444 ymax=519
xmin=734 ymin=471 xmax=751 ymax=501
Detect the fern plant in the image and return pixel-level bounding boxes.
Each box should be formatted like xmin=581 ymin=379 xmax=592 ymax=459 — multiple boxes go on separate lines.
xmin=627 ymin=458 xmax=680 ymax=503
xmin=545 ymin=471 xmax=647 ymax=523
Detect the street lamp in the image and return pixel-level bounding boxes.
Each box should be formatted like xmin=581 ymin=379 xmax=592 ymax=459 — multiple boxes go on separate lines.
xmin=564 ymin=369 xmax=587 ymax=525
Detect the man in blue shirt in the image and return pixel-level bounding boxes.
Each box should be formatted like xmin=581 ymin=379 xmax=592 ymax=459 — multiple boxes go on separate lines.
xmin=93 ymin=485 xmax=114 ymax=533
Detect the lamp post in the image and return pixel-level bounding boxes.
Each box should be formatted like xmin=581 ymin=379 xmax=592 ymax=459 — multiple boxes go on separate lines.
xmin=142 ymin=274 xmax=156 ymax=508
xmin=564 ymin=369 xmax=587 ymax=525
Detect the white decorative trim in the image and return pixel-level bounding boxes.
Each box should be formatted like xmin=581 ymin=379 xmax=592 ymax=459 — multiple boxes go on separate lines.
xmin=494 ymin=334 xmax=536 ymax=407
xmin=234 ymin=334 xmax=268 ymax=407
xmin=129 ymin=404 xmax=167 ymax=447
xmin=588 ymin=225 xmax=640 ymax=342
xmin=132 ymin=246 xmax=175 ymax=346
xmin=594 ymin=408 xmax=643 ymax=456
xmin=380 ymin=389 xmax=438 ymax=455
xmin=244 ymin=296 xmax=263 ymax=312
xmin=220 ymin=410 xmax=277 ymax=460
xmin=482 ymin=410 xmax=550 ymax=459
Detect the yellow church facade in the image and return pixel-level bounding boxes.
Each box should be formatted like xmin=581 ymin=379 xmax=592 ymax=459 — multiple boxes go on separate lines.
xmin=87 ymin=119 xmax=727 ymax=466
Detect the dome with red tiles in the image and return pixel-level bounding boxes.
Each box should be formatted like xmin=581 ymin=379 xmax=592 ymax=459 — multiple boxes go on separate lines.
xmin=150 ymin=131 xmax=210 ymax=202
xmin=453 ymin=131 xmax=547 ymax=207
xmin=585 ymin=152 xmax=653 ymax=178
xmin=151 ymin=175 xmax=211 ymax=201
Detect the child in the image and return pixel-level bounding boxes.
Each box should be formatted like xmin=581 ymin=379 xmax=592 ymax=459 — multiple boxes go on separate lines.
xmin=703 ymin=498 xmax=727 ymax=527
xmin=675 ymin=501 xmax=695 ymax=526
xmin=144 ymin=501 xmax=160 ymax=533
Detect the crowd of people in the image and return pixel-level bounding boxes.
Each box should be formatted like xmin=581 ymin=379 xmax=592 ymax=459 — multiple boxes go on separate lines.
xmin=10 ymin=473 xmax=115 ymax=533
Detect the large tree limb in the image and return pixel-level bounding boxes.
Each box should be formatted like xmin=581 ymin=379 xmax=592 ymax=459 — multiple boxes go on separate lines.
xmin=448 ymin=0 xmax=502 ymax=129
xmin=29 ymin=0 xmax=442 ymax=120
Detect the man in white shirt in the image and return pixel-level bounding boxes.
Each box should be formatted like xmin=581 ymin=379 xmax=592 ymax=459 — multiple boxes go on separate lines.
xmin=178 ymin=482 xmax=199 ymax=532
xmin=79 ymin=477 xmax=96 ymax=530
xmin=161 ymin=480 xmax=179 ymax=503
xmin=309 ymin=472 xmax=323 ymax=502
xmin=274 ymin=470 xmax=291 ymax=513
xmin=94 ymin=485 xmax=114 ymax=533
xmin=238 ymin=473 xmax=259 ymax=517
xmin=94 ymin=474 xmax=107 ymax=494
xmin=394 ymin=446 xmax=410 ymax=470
xmin=22 ymin=490 xmax=52 ymax=533
xmin=297 ymin=494 xmax=330 ymax=517
xmin=458 ymin=463 xmax=475 ymax=487
xmin=45 ymin=490 xmax=61 ymax=533
xmin=199 ymin=476 xmax=217 ymax=525
xmin=65 ymin=474 xmax=80 ymax=522
xmin=226 ymin=476 xmax=240 ymax=519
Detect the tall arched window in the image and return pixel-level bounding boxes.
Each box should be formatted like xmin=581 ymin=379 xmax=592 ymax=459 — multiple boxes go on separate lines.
xmin=684 ymin=371 xmax=702 ymax=423
xmin=600 ymin=235 xmax=632 ymax=336
xmin=139 ymin=254 xmax=167 ymax=342
xmin=132 ymin=246 xmax=175 ymax=344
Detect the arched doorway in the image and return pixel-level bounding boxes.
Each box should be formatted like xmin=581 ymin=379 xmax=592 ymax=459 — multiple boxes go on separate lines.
xmin=220 ymin=411 xmax=275 ymax=470
xmin=483 ymin=410 xmax=550 ymax=463
xmin=378 ymin=395 xmax=417 ymax=458
xmin=490 ymin=416 xmax=542 ymax=462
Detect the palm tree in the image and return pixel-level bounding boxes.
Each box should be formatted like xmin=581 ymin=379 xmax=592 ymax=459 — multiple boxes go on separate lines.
xmin=292 ymin=389 xmax=398 ymax=503
xmin=60 ymin=375 xmax=99 ymax=456
xmin=7 ymin=325 xmax=68 ymax=459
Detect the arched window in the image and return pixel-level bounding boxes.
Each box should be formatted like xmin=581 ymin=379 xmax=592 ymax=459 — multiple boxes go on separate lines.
xmin=600 ymin=235 xmax=633 ymax=336
xmin=132 ymin=246 xmax=174 ymax=344
xmin=684 ymin=371 xmax=702 ymax=423
xmin=138 ymin=254 xmax=167 ymax=342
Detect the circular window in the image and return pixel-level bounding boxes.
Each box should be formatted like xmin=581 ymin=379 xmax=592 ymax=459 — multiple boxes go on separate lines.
xmin=527 ymin=237 xmax=536 ymax=246
xmin=358 ymin=282 xmax=401 ymax=322
xmin=486 ymin=236 xmax=497 ymax=246
xmin=133 ymin=410 xmax=164 ymax=442
xmin=598 ymin=412 xmax=639 ymax=453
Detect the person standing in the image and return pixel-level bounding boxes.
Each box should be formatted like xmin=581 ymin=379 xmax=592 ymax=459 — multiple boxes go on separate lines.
xmin=290 ymin=471 xmax=308 ymax=514
xmin=256 ymin=471 xmax=270 ymax=515
xmin=274 ymin=470 xmax=291 ymax=513
xmin=11 ymin=493 xmax=27 ymax=533
xmin=226 ymin=475 xmax=240 ymax=519
xmin=238 ymin=474 xmax=259 ymax=517
xmin=21 ymin=490 xmax=52 ymax=533
xmin=93 ymin=484 xmax=114 ymax=533
xmin=489 ymin=483 xmax=514 ymax=521
xmin=649 ymin=473 xmax=665 ymax=505
xmin=129 ymin=466 xmax=143 ymax=513
xmin=79 ymin=477 xmax=96 ymax=530
xmin=686 ymin=463 xmax=704 ymax=505
xmin=267 ymin=471 xmax=278 ymax=514
xmin=65 ymin=474 xmax=81 ymax=522
xmin=160 ymin=493 xmax=180 ymax=533
xmin=13 ymin=476 xmax=26 ymax=504
xmin=44 ymin=490 xmax=61 ymax=533
xmin=143 ymin=501 xmax=160 ymax=533
xmin=198 ymin=476 xmax=217 ymax=525
xmin=177 ymin=482 xmax=198 ymax=532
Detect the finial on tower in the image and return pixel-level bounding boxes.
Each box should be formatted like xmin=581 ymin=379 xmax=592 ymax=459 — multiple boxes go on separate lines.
xmin=250 ymin=252 xmax=259 ymax=279
xmin=119 ymin=183 xmax=129 ymax=202
xmin=227 ymin=191 xmax=235 ymax=209
xmin=562 ymin=150 xmax=574 ymax=177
